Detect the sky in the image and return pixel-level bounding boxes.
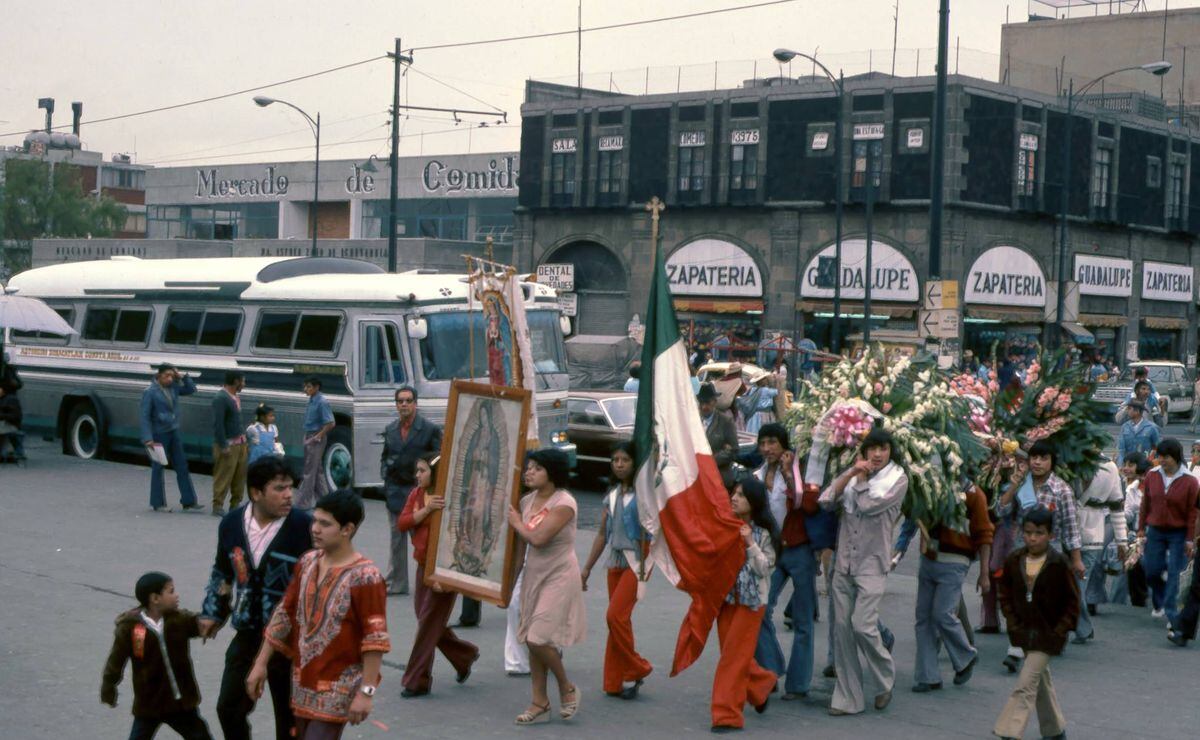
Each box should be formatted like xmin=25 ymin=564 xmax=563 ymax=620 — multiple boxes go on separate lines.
xmin=0 ymin=0 xmax=1189 ymax=169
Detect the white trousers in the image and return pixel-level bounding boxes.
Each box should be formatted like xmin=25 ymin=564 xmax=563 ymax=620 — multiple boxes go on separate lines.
xmin=505 ymin=571 xmax=530 ymax=673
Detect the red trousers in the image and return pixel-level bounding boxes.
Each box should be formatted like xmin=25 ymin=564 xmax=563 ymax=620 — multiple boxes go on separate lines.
xmin=401 ymin=562 xmax=479 ymax=692
xmin=604 ymin=568 xmax=653 ymax=693
xmin=711 ymin=602 xmax=775 ymax=729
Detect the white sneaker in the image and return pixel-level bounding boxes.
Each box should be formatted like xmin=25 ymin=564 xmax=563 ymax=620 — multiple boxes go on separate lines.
xmin=1151 ymin=608 xmax=1166 ymax=619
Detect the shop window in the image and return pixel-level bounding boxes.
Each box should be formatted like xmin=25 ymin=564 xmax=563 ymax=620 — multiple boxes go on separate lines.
xmin=1092 ymin=147 xmax=1113 ymax=210
xmin=852 ymin=140 xmax=883 ymax=189
xmin=597 ymin=149 xmax=623 ymax=201
xmin=678 ymin=145 xmax=705 ymax=192
xmin=551 ymin=152 xmax=577 ymax=205
xmin=730 ymin=144 xmax=758 ymax=191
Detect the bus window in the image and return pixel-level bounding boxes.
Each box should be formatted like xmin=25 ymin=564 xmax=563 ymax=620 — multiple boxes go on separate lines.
xmin=527 ymin=310 xmax=567 ymax=373
xmin=361 ymin=323 xmax=403 ymax=386
xmin=83 ymin=308 xmax=118 ymax=341
xmin=294 ymin=315 xmax=341 ymax=352
xmin=164 ymin=310 xmax=203 ymax=345
xmin=199 ymin=312 xmax=241 ymax=348
xmin=255 ymin=312 xmax=299 ymax=350
xmin=385 ymin=322 xmax=405 ymax=383
xmin=419 ymin=309 xmax=565 ymax=381
xmin=114 ymin=310 xmax=152 ymax=344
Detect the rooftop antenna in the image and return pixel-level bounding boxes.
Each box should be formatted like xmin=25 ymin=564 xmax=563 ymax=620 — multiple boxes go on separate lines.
xmin=891 ymin=0 xmax=900 ymax=77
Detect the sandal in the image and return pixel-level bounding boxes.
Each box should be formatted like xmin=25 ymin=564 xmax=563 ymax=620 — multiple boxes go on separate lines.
xmin=560 ymin=684 xmax=581 ymax=720
xmin=515 ymin=702 xmax=551 ymax=725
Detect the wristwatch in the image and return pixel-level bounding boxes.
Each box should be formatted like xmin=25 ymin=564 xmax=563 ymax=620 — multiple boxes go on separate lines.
xmin=360 ymin=684 xmax=377 ymax=697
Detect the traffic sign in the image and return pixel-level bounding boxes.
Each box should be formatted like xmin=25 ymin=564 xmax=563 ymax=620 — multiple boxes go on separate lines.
xmin=919 ymin=309 xmax=959 ymax=339
xmin=536 ymin=263 xmax=574 ymax=291
xmin=923 ymin=279 xmax=958 ymax=310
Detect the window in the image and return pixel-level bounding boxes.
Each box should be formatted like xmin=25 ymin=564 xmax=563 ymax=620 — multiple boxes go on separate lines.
xmin=146 ymin=202 xmax=278 ymax=240
xmin=1147 ymin=156 xmax=1162 ymax=188
xmin=101 ymin=168 xmax=145 ymax=190
xmin=597 ymin=149 xmax=623 ymax=195
xmin=361 ymin=323 xmax=405 ymax=386
xmin=254 ymin=312 xmax=299 ymax=350
xmin=1017 ymin=148 xmax=1037 ymax=197
xmin=164 ymin=309 xmax=241 ymax=348
xmin=551 ymin=152 xmax=577 ymax=202
xmin=678 ymin=145 xmax=705 ymax=192
xmin=12 ymin=307 xmax=74 ymax=342
xmin=83 ymin=308 xmax=117 ymax=341
xmin=199 ymin=312 xmax=242 ymax=348
xmin=1168 ymin=161 xmax=1185 ymax=219
xmin=1092 ymin=147 xmax=1113 ymax=209
xmin=83 ymin=307 xmax=151 ymax=344
xmin=114 ymin=311 xmax=151 ymax=343
xmin=852 ymin=140 xmax=883 ymax=188
xmin=419 ymin=310 xmax=566 ymax=381
xmin=567 ymin=399 xmax=605 ymax=426
xmin=164 ymin=310 xmax=203 ymax=345
xmin=294 ymin=315 xmax=341 ymax=352
xmin=730 ymin=144 xmax=758 ymax=191
xmin=254 ymin=312 xmax=341 ymax=353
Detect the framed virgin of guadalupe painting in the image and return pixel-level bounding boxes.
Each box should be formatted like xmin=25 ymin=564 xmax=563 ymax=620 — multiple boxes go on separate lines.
xmin=424 ymin=380 xmax=532 ymax=606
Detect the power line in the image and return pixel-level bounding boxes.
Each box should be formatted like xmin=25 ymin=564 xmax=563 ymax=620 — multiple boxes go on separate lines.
xmin=405 ymin=0 xmax=801 ymax=53
xmin=0 ymin=55 xmax=387 ymax=139
xmin=141 ymin=110 xmax=389 ymax=163
xmin=405 ymin=67 xmax=506 ymax=114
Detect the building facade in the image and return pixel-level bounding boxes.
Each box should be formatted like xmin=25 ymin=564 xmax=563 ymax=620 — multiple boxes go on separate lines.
xmin=514 ymin=74 xmax=1200 ymax=365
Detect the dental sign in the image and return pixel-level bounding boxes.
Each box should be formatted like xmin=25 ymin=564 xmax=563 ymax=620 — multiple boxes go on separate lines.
xmin=1074 ymin=255 xmax=1133 ymax=297
xmin=800 ymin=240 xmax=919 ymax=302
xmin=965 ymin=246 xmax=1046 ymax=307
xmin=666 ymin=239 xmax=762 ymax=297
xmin=1142 ymin=260 xmax=1194 ymax=303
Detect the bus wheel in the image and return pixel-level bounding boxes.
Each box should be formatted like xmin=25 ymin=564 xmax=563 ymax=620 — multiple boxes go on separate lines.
xmin=66 ymin=402 xmax=102 ymax=459
xmin=323 ymin=427 xmax=353 ymax=491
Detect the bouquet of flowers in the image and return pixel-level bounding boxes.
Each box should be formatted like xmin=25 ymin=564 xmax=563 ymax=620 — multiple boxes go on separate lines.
xmin=785 ymin=346 xmax=987 ymax=532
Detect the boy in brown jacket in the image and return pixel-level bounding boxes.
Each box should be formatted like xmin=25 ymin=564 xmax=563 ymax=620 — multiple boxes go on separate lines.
xmin=993 ymin=506 xmax=1078 ymax=740
xmin=101 ymin=572 xmax=213 ymax=739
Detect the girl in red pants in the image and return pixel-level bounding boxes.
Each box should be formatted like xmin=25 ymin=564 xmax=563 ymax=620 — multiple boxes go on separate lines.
xmin=582 ymin=442 xmax=653 ymax=700
xmin=712 ymin=476 xmax=779 ymax=733
xmin=397 ymin=454 xmax=479 ymax=697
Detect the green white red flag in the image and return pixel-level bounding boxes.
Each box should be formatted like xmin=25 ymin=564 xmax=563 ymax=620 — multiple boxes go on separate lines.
xmin=633 ymin=245 xmax=746 ymax=676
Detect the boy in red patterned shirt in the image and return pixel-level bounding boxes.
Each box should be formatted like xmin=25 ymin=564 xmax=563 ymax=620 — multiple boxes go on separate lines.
xmin=248 ymin=491 xmax=390 ymax=740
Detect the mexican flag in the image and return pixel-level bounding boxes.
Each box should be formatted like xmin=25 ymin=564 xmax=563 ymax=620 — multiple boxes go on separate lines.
xmin=633 ymin=246 xmax=746 ymax=676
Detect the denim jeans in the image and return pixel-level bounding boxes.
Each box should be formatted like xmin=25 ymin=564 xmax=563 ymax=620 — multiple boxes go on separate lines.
xmin=913 ymin=558 xmax=976 ymax=684
xmin=1143 ymin=526 xmax=1189 ymax=621
xmin=1074 ymin=548 xmax=1099 ymax=638
xmin=149 ymin=429 xmax=197 ymax=509
xmin=755 ymin=544 xmax=817 ymax=694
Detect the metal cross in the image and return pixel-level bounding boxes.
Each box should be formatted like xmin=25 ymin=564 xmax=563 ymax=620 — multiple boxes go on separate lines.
xmin=645 ymin=196 xmax=665 ymax=256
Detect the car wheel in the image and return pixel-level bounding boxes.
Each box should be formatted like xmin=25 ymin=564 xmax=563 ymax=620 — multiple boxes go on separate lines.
xmin=323 ymin=427 xmax=353 ymax=491
xmin=65 ymin=402 xmax=102 ymax=459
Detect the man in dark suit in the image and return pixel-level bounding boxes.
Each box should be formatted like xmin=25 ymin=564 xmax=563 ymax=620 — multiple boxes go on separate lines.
xmin=211 ymin=371 xmax=248 ymax=517
xmin=381 ymin=386 xmax=443 ymax=595
xmin=698 ymin=382 xmax=739 ymax=478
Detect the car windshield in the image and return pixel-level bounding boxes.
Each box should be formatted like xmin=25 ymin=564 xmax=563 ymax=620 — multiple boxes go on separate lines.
xmin=419 ymin=309 xmax=567 ymax=381
xmin=602 ymin=397 xmax=637 ymax=427
xmin=1119 ymin=366 xmax=1172 ymax=384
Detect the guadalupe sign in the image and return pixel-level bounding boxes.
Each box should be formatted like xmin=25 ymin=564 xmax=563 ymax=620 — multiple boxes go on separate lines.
xmin=965 ymin=246 xmax=1046 ymax=307
xmin=1074 ymin=254 xmax=1133 ymax=297
xmin=665 ymin=239 xmax=763 ymax=297
xmin=800 ymin=239 xmax=919 ymax=302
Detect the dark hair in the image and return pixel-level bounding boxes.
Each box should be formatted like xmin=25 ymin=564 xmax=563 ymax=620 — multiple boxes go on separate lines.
xmin=155 ymin=362 xmax=176 ymax=375
xmin=135 ymin=571 xmax=173 ymax=608
xmin=395 ymin=385 xmax=418 ymax=403
xmin=224 ymin=370 xmax=245 ymax=386
xmin=1122 ymin=451 xmax=1145 ymax=469
xmin=255 ymin=403 xmax=274 ymax=422
xmin=1022 ymin=505 xmax=1054 ymax=532
xmin=734 ymin=476 xmax=781 ymax=559
xmin=609 ymin=441 xmax=636 ymax=485
xmin=1135 ymin=455 xmax=1153 ymax=475
xmin=628 ymin=362 xmax=641 ymax=380
xmin=1027 ymin=439 xmax=1057 ymax=467
xmin=1134 ymin=366 xmax=1148 ymax=378
xmin=1133 ymin=380 xmax=1150 ymax=394
xmin=247 ymin=456 xmax=293 ymax=495
xmin=757 ymin=423 xmax=791 ymax=450
xmin=1156 ymin=437 xmax=1184 ymax=466
xmin=315 ymin=490 xmax=365 ymax=529
xmin=860 ymin=426 xmax=894 ymax=458
xmin=304 ymin=375 xmax=322 ymax=389
xmin=415 ymin=452 xmax=439 ymax=483
xmin=526 ymin=447 xmax=572 ymax=489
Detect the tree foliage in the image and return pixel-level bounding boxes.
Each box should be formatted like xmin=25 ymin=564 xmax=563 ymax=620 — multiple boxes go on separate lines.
xmin=0 ymin=159 xmax=127 ymax=242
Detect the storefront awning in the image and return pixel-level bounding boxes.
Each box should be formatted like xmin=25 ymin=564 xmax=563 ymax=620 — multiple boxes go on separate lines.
xmin=1078 ymin=313 xmax=1128 ymax=328
xmin=1143 ymin=316 xmax=1189 ymax=330
xmin=965 ymin=305 xmax=1044 ymax=323
xmin=674 ymin=298 xmax=764 ymax=314
xmin=796 ymin=300 xmax=916 ymax=318
xmin=1060 ymin=322 xmax=1095 ymax=344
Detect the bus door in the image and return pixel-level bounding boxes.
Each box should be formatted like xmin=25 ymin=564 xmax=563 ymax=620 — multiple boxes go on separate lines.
xmin=354 ymin=319 xmax=408 ymax=488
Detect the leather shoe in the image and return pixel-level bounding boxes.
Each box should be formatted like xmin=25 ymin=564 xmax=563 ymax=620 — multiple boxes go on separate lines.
xmin=754 ymin=696 xmax=769 ymax=714
xmin=1002 ymin=655 xmax=1020 ymax=673
xmin=822 ymin=664 xmax=837 ymax=679
xmin=456 ymin=653 xmax=479 ymax=684
xmin=953 ymin=656 xmax=977 ymax=685
xmin=874 ymin=690 xmax=892 ymax=710
xmin=401 ymin=688 xmax=429 ymax=698
xmin=619 ymin=679 xmax=644 ymax=700
xmin=911 ymin=682 xmax=942 ymax=693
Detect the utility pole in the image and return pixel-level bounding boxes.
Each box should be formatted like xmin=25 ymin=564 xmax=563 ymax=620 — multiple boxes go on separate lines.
xmin=929 ymin=0 xmax=949 ymax=284
xmin=388 ymin=38 xmax=413 ymax=273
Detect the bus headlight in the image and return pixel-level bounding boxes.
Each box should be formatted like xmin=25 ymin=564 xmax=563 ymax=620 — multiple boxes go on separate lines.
xmin=551 ymin=431 xmax=569 ymax=444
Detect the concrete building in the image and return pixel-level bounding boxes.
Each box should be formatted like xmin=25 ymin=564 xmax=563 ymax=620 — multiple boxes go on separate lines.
xmin=514 ymin=71 xmax=1200 ymax=366
xmin=145 ymin=152 xmax=519 ymax=244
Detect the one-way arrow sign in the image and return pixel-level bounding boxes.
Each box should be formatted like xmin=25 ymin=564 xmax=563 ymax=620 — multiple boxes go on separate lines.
xmin=919 ymin=309 xmax=959 ymax=338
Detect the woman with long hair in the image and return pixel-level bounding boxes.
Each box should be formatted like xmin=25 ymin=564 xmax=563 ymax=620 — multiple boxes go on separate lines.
xmin=582 ymin=441 xmax=653 ymax=700
xmin=507 ymin=448 xmax=587 ymax=725
xmin=710 ymin=475 xmax=779 ymax=733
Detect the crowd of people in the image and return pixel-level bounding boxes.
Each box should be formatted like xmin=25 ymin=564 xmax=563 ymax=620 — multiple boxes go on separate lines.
xmin=65 ymin=357 xmax=1200 ymax=738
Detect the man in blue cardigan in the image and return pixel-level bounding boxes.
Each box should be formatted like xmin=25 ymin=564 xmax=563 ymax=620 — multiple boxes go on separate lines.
xmin=139 ymin=363 xmax=202 ymax=512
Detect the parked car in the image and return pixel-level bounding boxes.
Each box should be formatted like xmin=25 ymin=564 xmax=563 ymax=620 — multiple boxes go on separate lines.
xmin=1093 ymin=361 xmax=1194 ymax=421
xmin=566 ymin=390 xmax=757 ymax=487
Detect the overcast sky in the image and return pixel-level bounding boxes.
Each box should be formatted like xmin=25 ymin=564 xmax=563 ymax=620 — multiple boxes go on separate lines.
xmin=0 ymin=0 xmax=1187 ymax=168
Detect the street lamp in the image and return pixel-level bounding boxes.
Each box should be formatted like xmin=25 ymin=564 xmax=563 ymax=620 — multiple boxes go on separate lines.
xmin=1054 ymin=61 xmax=1172 ymax=347
xmin=774 ymin=48 xmax=846 ymax=353
xmin=254 ymin=95 xmax=321 ymax=257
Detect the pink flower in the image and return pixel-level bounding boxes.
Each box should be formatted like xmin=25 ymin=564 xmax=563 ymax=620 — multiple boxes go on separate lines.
xmin=873 ymin=382 xmax=884 ymax=396
xmin=882 ymin=402 xmax=893 ymax=413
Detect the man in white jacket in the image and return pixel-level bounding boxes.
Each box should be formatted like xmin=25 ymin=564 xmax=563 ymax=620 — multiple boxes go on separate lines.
xmin=1074 ymin=459 xmax=1129 ymax=643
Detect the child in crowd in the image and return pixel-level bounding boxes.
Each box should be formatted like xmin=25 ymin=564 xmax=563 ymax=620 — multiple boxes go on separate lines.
xmin=993 ymin=506 xmax=1078 ymax=740
xmin=0 ymin=381 xmax=25 ymax=463
xmin=101 ymin=572 xmax=212 ymax=740
xmin=246 ymin=403 xmax=283 ymax=465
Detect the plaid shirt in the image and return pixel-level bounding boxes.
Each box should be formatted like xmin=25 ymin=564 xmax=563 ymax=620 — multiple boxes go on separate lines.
xmin=1000 ymin=472 xmax=1082 ymax=552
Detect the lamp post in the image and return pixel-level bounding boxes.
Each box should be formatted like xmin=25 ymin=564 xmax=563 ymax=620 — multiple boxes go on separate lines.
xmin=1054 ymin=61 xmax=1172 ymax=347
xmin=254 ymin=96 xmax=321 ymax=257
xmin=774 ymin=49 xmax=845 ymax=354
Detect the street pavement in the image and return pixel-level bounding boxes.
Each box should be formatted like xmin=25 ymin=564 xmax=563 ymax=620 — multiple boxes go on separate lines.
xmin=1 ymin=436 xmax=1197 ymax=740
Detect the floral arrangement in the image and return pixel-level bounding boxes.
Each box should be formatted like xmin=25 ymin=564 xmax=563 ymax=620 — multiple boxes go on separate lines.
xmin=785 ymin=346 xmax=987 ymax=532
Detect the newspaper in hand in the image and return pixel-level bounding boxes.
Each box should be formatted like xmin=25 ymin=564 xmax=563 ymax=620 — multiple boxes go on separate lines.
xmin=147 ymin=443 xmax=169 ymax=466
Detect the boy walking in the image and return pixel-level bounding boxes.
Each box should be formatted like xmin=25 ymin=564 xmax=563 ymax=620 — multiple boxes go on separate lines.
xmin=101 ymin=572 xmax=213 ymax=740
xmin=993 ymin=506 xmax=1078 ymax=740
xmin=249 ymin=490 xmax=390 ymax=739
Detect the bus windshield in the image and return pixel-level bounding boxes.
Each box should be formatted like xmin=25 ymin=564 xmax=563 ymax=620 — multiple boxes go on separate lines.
xmin=419 ymin=309 xmax=567 ymax=381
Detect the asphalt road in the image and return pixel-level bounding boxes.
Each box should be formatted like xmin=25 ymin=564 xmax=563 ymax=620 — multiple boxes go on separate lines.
xmin=1 ymin=436 xmax=1196 ymax=739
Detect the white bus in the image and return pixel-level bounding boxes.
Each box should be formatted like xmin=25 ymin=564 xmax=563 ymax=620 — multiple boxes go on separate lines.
xmin=3 ymin=256 xmax=574 ymax=489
